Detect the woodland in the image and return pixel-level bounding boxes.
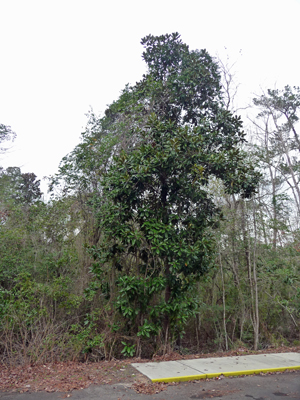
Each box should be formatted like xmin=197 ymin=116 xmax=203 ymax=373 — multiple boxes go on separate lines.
xmin=0 ymin=33 xmax=299 ymax=366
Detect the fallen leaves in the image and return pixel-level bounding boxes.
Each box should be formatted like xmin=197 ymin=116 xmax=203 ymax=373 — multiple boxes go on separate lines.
xmin=131 ymin=381 xmax=176 ymax=394
xmin=0 ymin=360 xmax=144 ymax=394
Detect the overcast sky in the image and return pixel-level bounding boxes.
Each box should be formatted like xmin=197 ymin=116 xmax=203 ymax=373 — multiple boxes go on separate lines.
xmin=1 ymin=0 xmax=300 ymax=195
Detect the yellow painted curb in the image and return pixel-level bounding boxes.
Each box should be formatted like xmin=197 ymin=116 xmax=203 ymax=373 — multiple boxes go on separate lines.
xmin=151 ymin=365 xmax=300 ymax=383
xmin=152 ymin=374 xmax=207 ymax=383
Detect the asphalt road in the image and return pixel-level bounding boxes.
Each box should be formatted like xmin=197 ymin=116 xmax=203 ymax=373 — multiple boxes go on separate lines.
xmin=1 ymin=371 xmax=299 ymax=400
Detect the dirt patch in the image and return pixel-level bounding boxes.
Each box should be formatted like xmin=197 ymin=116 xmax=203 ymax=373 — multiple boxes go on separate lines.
xmin=0 ymin=360 xmax=148 ymax=394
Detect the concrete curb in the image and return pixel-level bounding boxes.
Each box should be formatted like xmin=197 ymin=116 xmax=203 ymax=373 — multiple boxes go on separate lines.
xmin=132 ymin=353 xmax=300 ymax=383
xmin=151 ymin=365 xmax=300 ymax=383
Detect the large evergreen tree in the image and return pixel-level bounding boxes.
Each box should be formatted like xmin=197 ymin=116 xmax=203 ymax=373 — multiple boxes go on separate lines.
xmin=89 ymin=33 xmax=260 ymax=349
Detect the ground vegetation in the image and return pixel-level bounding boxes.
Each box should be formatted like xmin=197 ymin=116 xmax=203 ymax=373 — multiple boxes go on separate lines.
xmin=0 ymin=34 xmax=299 ymax=367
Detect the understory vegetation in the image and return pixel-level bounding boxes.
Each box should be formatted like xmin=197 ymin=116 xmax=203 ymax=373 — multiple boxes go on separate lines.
xmin=1 ymin=33 xmax=299 ymax=366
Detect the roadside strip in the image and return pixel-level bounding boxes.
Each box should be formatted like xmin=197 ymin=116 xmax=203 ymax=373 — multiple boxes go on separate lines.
xmin=132 ymin=352 xmax=300 ymax=383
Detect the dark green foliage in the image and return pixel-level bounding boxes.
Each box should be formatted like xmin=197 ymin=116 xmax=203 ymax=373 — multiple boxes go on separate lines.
xmin=89 ymin=33 xmax=260 ymax=347
xmin=20 ymin=173 xmax=42 ymax=204
xmin=139 ymin=32 xmax=222 ymax=125
xmin=0 ymin=167 xmax=42 ymax=205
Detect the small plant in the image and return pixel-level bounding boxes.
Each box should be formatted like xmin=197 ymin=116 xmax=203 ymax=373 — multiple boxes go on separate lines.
xmin=121 ymin=341 xmax=136 ymax=357
xmin=137 ymin=319 xmax=157 ymax=339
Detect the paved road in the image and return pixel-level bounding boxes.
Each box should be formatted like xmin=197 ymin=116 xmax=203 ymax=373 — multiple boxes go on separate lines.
xmin=1 ymin=371 xmax=299 ymax=400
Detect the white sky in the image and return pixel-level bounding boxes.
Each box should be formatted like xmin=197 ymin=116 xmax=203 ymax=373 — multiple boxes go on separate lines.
xmin=1 ymin=0 xmax=300 ymax=195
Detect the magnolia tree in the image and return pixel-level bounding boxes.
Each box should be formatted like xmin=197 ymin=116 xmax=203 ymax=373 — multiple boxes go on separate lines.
xmin=89 ymin=33 xmax=260 ymax=351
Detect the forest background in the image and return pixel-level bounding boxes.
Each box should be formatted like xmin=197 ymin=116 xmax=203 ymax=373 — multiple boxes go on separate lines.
xmin=0 ymin=32 xmax=300 ymax=366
